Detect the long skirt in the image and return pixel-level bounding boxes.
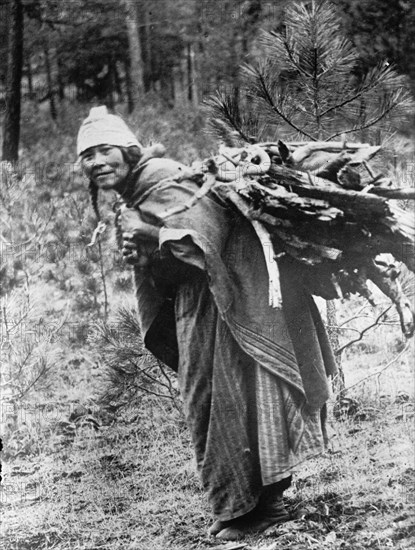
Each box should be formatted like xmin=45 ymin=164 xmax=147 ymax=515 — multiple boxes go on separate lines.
xmin=174 ymin=273 xmax=325 ymax=521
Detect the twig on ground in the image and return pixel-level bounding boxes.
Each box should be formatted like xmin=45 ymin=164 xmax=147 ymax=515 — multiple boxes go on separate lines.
xmin=343 ymin=341 xmax=410 ymax=393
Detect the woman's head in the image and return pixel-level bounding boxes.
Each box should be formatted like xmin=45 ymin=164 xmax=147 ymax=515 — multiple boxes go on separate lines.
xmin=77 ymin=106 xmax=142 ymax=193
xmin=80 ymin=144 xmax=141 ymax=192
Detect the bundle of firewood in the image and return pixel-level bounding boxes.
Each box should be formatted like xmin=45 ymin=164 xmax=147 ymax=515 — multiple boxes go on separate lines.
xmin=163 ymin=141 xmax=415 ymax=336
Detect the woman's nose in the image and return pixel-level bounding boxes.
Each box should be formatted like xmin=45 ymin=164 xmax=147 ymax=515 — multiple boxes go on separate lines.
xmin=90 ymin=152 xmax=106 ymax=166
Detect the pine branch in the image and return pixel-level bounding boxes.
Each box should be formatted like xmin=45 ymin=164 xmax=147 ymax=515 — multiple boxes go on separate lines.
xmin=205 ymin=92 xmax=256 ymax=144
xmin=207 ymin=0 xmax=412 ymax=168
xmin=131 ymin=361 xmax=171 ymax=390
xmin=157 ymin=360 xmax=176 ymax=396
xmin=244 ymin=63 xmax=317 ymax=140
xmin=128 ymin=384 xmax=177 ymax=402
xmin=282 ymin=41 xmax=310 ymax=84
xmin=282 ymin=0 xmax=356 ymax=81
xmin=116 ymin=306 xmax=143 ymax=338
xmin=326 ymin=93 xmax=411 ymax=141
xmin=260 ymin=30 xmax=310 ymax=82
xmin=319 ymin=64 xmax=408 ymax=119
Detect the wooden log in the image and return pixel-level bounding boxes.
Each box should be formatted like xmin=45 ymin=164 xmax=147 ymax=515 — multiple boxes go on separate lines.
xmin=259 ymin=141 xmax=372 ymax=150
xmin=206 ymin=142 xmax=415 ymax=333
xmin=214 ymin=178 xmax=414 ymax=289
xmin=215 ymin=180 xmax=414 ymax=272
xmin=366 ymin=259 xmax=414 ymax=337
xmin=267 ymin=165 xmax=415 ymax=200
xmin=369 ymin=187 xmax=415 ymax=200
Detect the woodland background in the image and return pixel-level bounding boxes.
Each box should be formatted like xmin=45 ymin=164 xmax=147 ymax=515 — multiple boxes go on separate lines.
xmin=1 ymin=1 xmax=415 ymax=549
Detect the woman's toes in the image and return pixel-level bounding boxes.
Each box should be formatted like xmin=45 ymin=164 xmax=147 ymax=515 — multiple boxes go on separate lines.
xmin=207 ymin=519 xmax=229 ymax=536
xmin=215 ymin=525 xmax=246 ymax=541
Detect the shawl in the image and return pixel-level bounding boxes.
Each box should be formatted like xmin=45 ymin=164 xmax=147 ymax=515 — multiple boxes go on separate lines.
xmin=121 ymin=157 xmax=337 ymax=410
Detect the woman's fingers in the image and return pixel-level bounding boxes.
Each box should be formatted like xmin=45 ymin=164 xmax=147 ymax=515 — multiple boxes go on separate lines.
xmin=122 ymin=232 xmax=136 ymax=241
xmin=122 ymin=239 xmax=136 ymax=250
xmin=121 ymin=228 xmax=155 ymax=268
xmin=121 ymin=239 xmax=151 ymax=268
xmin=122 ymin=246 xmax=141 ymax=265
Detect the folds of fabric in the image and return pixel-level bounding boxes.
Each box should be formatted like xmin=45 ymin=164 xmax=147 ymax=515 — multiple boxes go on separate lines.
xmin=175 ymin=272 xmax=326 ymax=519
xmin=122 ymin=157 xmax=337 ymax=519
xmin=175 ymin=274 xmax=260 ymax=520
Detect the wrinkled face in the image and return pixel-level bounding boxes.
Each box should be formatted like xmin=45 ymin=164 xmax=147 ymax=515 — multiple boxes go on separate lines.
xmin=81 ymin=145 xmax=129 ymax=191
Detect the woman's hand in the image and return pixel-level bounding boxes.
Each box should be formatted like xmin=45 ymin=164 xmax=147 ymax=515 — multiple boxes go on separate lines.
xmin=120 ymin=207 xmax=160 ymax=242
xmin=122 ymin=233 xmax=147 ymax=266
xmin=122 ymin=232 xmax=160 ymax=267
xmin=120 ymin=206 xmax=160 ymax=266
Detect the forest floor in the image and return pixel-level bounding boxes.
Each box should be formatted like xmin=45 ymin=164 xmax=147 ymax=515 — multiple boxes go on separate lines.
xmin=2 ymin=333 xmax=414 ymax=550
xmin=1 ymin=105 xmax=415 ymax=549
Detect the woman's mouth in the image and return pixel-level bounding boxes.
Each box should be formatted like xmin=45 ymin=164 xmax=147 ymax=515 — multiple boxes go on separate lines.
xmin=95 ymin=171 xmax=113 ymax=178
xmin=93 ymin=171 xmax=116 ymax=184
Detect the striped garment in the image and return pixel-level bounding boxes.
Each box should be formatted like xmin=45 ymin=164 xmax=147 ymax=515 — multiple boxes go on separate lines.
xmin=120 ymin=155 xmax=337 ymax=520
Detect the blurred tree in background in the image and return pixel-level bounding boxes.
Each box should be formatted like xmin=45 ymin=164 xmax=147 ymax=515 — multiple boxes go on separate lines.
xmin=207 ymin=0 xmax=413 ymax=144
xmin=334 ymin=0 xmax=415 ymax=96
xmin=2 ymin=0 xmax=23 ymax=161
xmin=205 ymin=0 xmax=413 ymax=393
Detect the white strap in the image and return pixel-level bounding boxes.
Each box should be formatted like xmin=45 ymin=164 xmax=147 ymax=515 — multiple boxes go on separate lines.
xmin=251 ymin=221 xmax=282 ymax=308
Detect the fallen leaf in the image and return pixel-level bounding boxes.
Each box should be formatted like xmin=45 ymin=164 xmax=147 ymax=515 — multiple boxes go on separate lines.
xmin=325 ymin=531 xmax=336 ymax=543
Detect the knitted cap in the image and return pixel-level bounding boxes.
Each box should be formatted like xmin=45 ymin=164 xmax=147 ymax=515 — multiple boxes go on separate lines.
xmin=77 ymin=106 xmax=141 ymax=156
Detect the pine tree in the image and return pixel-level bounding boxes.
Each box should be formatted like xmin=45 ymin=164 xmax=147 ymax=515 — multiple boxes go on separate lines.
xmin=94 ymin=307 xmax=179 ymax=411
xmin=2 ymin=0 xmax=24 ymax=162
xmin=206 ymin=0 xmax=414 ymax=393
xmin=207 ymin=0 xmax=413 ymax=145
xmin=122 ymin=0 xmax=144 ymax=111
xmin=335 ymin=0 xmax=415 ymax=94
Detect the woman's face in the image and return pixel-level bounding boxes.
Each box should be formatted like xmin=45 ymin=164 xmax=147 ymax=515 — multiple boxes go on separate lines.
xmin=81 ymin=145 xmax=129 ymax=191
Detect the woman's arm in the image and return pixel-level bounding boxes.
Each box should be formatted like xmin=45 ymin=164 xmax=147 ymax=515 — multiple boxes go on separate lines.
xmin=120 ymin=206 xmax=160 ymax=241
xmin=120 ymin=207 xmax=161 ymax=266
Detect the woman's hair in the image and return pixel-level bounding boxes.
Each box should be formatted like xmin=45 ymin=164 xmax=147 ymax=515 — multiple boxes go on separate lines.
xmin=120 ymin=145 xmax=142 ymax=167
xmin=87 ymin=145 xmax=142 ymax=220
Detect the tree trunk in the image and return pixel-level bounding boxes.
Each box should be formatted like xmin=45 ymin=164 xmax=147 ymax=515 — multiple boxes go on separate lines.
xmin=57 ymin=53 xmax=65 ymax=100
xmin=107 ymin=56 xmax=115 ymax=109
xmin=160 ymin=66 xmax=174 ymax=105
xmin=113 ymin=61 xmax=123 ymax=102
xmin=26 ymin=59 xmax=33 ymax=97
xmin=44 ymin=44 xmax=57 ymax=120
xmin=187 ymin=43 xmax=198 ymax=106
xmin=241 ymin=0 xmax=262 ymax=59
xmin=2 ymin=0 xmax=24 ymax=162
xmin=123 ymin=59 xmax=134 ymax=114
xmin=173 ymin=64 xmax=185 ymax=106
xmin=139 ymin=0 xmax=153 ymax=92
xmin=123 ymin=0 xmax=144 ymax=108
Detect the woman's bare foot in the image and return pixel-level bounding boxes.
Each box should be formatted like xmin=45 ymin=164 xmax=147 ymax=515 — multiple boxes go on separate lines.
xmin=215 ymin=516 xmax=252 ymax=541
xmin=213 ymin=488 xmax=291 ymax=540
xmin=207 ymin=519 xmax=232 ymax=536
xmin=208 ymin=510 xmax=256 ymax=539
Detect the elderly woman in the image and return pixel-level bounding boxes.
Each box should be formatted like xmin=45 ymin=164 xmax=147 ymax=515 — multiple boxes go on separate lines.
xmin=77 ymin=106 xmax=337 ymax=541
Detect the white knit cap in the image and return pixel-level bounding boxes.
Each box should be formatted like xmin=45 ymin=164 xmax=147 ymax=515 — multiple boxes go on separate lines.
xmin=77 ymin=106 xmax=141 ymax=156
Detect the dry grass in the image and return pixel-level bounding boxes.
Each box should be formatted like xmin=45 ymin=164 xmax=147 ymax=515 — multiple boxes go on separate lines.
xmin=2 ymin=335 xmax=414 ymax=550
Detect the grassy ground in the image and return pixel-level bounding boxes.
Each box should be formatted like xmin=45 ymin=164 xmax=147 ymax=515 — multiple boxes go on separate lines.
xmin=2 ymin=332 xmax=414 ymax=550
